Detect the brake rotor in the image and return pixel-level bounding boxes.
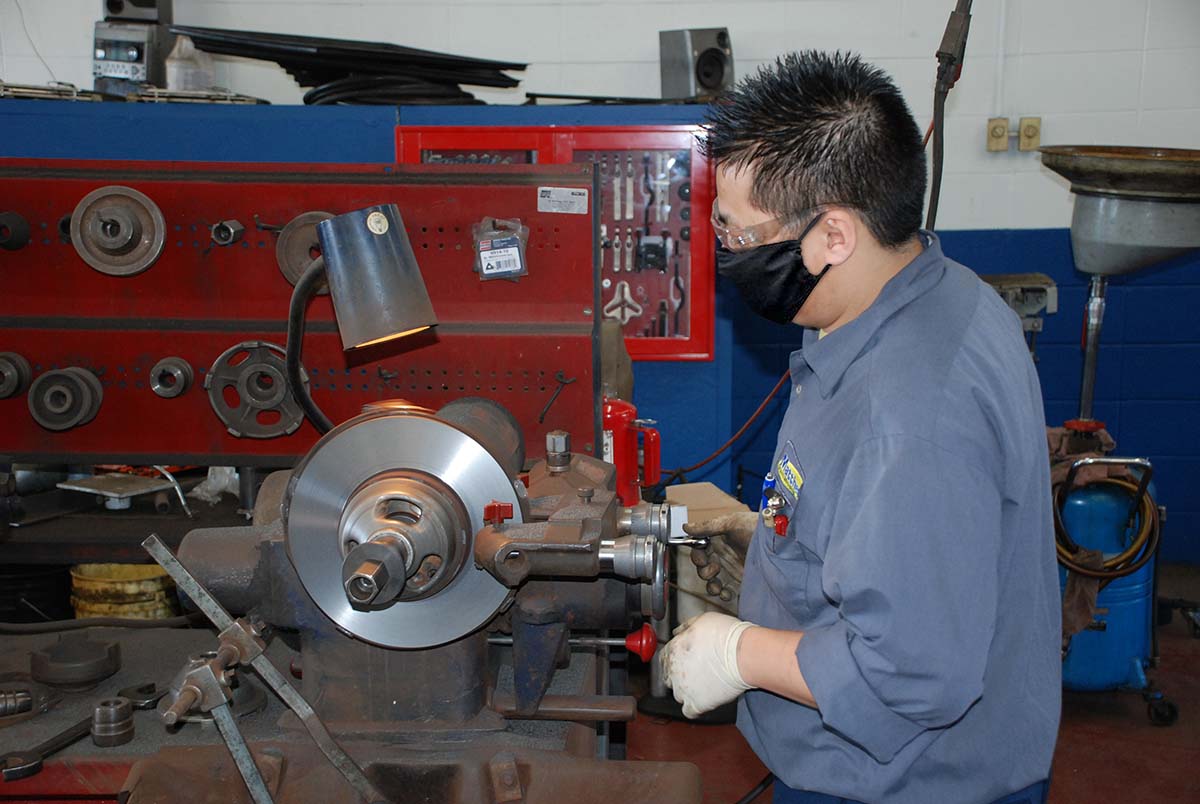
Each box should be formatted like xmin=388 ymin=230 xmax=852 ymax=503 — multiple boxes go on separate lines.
xmin=27 ymin=367 xmax=103 ymax=431
xmin=284 ymin=411 xmax=521 ymax=648
xmin=70 ymin=186 xmax=166 ymax=277
xmin=276 ymin=211 xmax=333 ymax=293
xmin=203 ymin=341 xmax=307 ymax=438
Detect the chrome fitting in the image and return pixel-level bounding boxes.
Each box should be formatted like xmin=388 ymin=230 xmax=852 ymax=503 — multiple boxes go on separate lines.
xmin=546 ymin=430 xmax=571 ymax=473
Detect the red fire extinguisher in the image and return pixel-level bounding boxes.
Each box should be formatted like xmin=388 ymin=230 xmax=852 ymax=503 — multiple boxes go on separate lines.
xmin=602 ymin=397 xmax=661 ymax=505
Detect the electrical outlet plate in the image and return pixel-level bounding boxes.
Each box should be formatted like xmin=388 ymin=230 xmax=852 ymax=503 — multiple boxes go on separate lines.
xmin=1018 ymin=117 xmax=1041 ymax=151
xmin=987 ymin=117 xmax=1009 ymax=152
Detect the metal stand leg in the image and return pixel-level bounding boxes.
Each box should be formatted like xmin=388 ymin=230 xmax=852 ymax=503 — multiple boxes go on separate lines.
xmin=238 ymin=466 xmax=258 ymax=512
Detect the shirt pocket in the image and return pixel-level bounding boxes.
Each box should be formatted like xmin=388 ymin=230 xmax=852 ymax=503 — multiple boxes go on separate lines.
xmin=764 ymin=499 xmax=826 ymax=624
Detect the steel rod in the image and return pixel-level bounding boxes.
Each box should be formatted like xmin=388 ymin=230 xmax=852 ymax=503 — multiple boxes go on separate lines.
xmin=142 ymin=534 xmax=234 ymax=631
xmin=246 ymin=653 xmax=386 ymax=803
xmin=487 ymin=636 xmax=624 ymax=648
xmin=211 ymin=703 xmax=275 ymax=804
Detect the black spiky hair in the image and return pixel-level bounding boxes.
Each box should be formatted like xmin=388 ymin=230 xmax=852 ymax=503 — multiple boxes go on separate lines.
xmin=704 ymin=51 xmax=926 ymax=247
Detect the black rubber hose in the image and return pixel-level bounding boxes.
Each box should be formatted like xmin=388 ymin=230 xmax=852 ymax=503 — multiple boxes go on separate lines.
xmin=0 ymin=612 xmax=205 ymax=634
xmin=657 ymin=370 xmax=791 ymax=489
xmin=303 ymin=75 xmax=480 ymax=106
xmin=286 ymin=257 xmax=334 ymax=434
xmin=732 ymin=773 xmax=774 ymax=804
xmin=925 ymin=86 xmax=948 ymax=230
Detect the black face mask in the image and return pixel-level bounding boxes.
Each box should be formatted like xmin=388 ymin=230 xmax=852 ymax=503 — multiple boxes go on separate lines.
xmin=715 ymin=213 xmax=832 ymax=325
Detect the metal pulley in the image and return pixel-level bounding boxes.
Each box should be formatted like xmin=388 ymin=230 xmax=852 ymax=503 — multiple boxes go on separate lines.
xmin=0 ymin=212 xmax=31 ymax=251
xmin=27 ymin=367 xmax=103 ymax=431
xmin=284 ymin=407 xmax=525 ymax=648
xmin=70 ymin=186 xmax=166 ymax=276
xmin=150 ymin=357 xmax=194 ymax=399
xmin=0 ymin=352 xmax=32 ymax=399
xmin=204 ymin=341 xmax=306 ymax=438
xmin=275 ymin=211 xmax=333 ymax=293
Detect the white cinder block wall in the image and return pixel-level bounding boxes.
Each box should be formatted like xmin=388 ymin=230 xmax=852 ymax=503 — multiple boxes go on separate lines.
xmin=1 ymin=0 xmax=1197 ymax=231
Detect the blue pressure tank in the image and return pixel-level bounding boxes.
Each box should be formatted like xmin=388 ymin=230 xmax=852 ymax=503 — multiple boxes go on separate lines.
xmin=1058 ymin=483 xmax=1155 ymax=692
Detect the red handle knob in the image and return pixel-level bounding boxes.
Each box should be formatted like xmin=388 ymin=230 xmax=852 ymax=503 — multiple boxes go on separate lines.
xmin=624 ymin=622 xmax=658 ymax=663
xmin=1064 ymin=418 xmax=1106 ymax=434
xmin=484 ymin=501 xmax=514 ymax=526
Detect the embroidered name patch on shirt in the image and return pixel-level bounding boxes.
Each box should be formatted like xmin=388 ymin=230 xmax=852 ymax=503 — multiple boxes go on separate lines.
xmin=775 ymin=440 xmax=805 ymax=503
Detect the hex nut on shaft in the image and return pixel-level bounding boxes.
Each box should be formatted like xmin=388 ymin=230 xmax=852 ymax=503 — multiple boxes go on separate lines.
xmin=210 ymin=219 xmax=245 ymax=246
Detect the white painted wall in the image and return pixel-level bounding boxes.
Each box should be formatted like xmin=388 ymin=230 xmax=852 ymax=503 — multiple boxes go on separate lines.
xmin=1 ymin=0 xmax=1197 ymax=230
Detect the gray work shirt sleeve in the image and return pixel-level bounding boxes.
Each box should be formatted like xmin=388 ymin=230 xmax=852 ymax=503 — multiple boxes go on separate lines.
xmin=794 ymin=433 xmax=1002 ymax=763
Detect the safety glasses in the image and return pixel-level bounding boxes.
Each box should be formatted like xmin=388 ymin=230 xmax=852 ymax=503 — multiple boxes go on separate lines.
xmin=711 ymin=199 xmax=853 ymax=252
xmin=710 ymin=198 xmax=804 ymax=252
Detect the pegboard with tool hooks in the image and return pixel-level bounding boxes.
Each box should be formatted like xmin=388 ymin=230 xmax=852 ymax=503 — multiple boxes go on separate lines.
xmin=0 ymin=159 xmax=600 ymax=466
xmin=395 ymin=126 xmax=714 ymax=361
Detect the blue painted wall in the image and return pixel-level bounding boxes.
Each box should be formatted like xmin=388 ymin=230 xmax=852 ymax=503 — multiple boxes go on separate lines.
xmin=4 ymin=101 xmax=1196 ymax=563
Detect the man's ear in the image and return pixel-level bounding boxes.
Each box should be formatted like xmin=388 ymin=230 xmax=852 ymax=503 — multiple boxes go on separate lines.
xmin=817 ymin=208 xmax=857 ymax=267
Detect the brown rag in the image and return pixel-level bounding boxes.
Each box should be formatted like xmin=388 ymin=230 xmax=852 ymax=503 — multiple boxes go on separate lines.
xmin=1061 ymin=548 xmax=1106 ymax=657
xmin=1046 ymin=426 xmax=1131 ymax=488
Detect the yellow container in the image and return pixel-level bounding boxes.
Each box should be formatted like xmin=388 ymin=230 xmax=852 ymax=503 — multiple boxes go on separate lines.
xmin=70 ymin=563 xmax=179 ymax=620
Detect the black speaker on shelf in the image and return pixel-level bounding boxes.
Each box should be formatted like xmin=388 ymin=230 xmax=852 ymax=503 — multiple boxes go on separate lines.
xmin=659 ymin=28 xmax=735 ymax=100
xmin=102 ymin=0 xmax=172 ymax=24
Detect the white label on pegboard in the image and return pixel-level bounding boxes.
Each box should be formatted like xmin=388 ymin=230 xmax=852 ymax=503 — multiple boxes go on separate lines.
xmin=602 ymin=429 xmax=614 ymax=464
xmin=537 ymin=186 xmax=589 ymax=215
xmin=478 ymin=236 xmax=524 ymax=277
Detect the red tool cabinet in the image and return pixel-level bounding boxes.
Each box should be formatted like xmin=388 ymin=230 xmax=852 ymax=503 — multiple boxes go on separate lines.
xmin=396 ymin=125 xmax=715 ymax=361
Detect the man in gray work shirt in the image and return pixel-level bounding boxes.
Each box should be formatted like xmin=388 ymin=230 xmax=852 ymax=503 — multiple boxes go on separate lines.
xmin=660 ymin=52 xmax=1061 ymax=803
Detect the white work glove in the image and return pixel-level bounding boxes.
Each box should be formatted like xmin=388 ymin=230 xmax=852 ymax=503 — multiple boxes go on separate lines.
xmin=682 ymin=511 xmax=759 ymax=557
xmin=659 ymin=612 xmax=754 ymax=718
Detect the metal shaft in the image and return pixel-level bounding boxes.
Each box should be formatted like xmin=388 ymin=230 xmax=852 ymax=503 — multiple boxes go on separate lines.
xmin=488 ymin=636 xmax=625 ymax=648
xmin=162 ymin=686 xmax=200 ymax=725
xmin=1079 ymin=274 xmax=1107 ymax=420
xmin=0 ymin=690 xmax=32 ymax=717
xmin=491 ymin=694 xmax=636 ymax=722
